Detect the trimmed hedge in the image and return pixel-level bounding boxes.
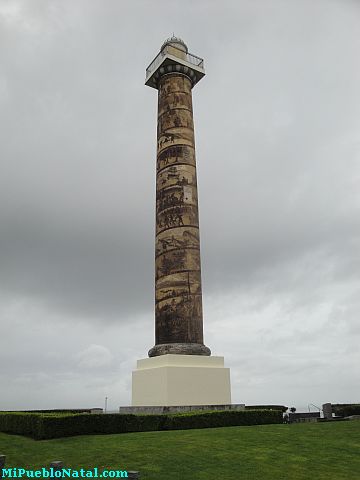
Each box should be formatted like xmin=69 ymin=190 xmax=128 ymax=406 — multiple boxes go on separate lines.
xmin=0 ymin=409 xmax=282 ymax=440
xmin=161 ymin=409 xmax=282 ymax=430
xmin=245 ymin=405 xmax=288 ymax=413
xmin=20 ymin=409 xmax=95 ymax=414
xmin=332 ymin=404 xmax=360 ymax=417
xmin=0 ymin=413 xmax=43 ymax=437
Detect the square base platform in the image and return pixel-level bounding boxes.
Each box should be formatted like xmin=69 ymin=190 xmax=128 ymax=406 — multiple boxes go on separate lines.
xmin=131 ymin=354 xmax=231 ymax=407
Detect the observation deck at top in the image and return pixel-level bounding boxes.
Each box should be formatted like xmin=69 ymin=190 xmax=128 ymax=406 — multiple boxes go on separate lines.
xmin=145 ymin=37 xmax=205 ymax=89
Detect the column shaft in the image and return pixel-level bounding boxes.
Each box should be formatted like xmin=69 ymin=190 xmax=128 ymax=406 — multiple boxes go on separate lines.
xmin=149 ymin=73 xmax=210 ymax=357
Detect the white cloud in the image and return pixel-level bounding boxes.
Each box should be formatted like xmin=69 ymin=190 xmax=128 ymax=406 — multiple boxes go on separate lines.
xmin=76 ymin=344 xmax=114 ymax=369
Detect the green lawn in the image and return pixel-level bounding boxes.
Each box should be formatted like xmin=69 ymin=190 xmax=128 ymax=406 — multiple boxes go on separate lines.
xmin=1 ymin=421 xmax=359 ymax=480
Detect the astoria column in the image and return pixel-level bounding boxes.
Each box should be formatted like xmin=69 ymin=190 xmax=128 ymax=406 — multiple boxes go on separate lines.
xmin=127 ymin=38 xmax=231 ymax=408
xmin=146 ymin=37 xmax=211 ymax=358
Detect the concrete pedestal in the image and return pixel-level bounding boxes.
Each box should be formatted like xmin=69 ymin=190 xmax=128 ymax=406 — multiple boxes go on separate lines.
xmin=131 ymin=354 xmax=231 ymax=407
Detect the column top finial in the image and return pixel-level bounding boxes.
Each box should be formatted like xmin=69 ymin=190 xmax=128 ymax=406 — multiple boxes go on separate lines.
xmin=161 ymin=36 xmax=188 ymax=54
xmin=145 ymin=37 xmax=205 ymax=89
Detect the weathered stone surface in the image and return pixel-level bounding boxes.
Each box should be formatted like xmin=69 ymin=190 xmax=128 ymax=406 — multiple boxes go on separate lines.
xmin=148 ymin=342 xmax=210 ymax=357
xmin=149 ymin=343 xmax=211 ymax=357
xmin=148 ymin=43 xmax=210 ymax=357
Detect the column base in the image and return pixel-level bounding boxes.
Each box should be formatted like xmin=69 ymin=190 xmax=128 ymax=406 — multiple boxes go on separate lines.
xmin=132 ymin=354 xmax=231 ymax=407
xmin=148 ymin=343 xmax=211 ymax=357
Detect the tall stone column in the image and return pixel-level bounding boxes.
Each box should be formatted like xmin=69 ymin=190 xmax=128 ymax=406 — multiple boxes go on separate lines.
xmin=147 ymin=38 xmax=210 ymax=358
xmin=129 ymin=37 xmax=231 ymax=408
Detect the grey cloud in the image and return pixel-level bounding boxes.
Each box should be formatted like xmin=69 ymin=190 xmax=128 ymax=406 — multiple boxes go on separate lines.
xmin=1 ymin=0 xmax=359 ymax=410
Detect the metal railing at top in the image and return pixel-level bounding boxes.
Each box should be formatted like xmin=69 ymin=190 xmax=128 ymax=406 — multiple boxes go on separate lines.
xmin=146 ymin=45 xmax=204 ymax=79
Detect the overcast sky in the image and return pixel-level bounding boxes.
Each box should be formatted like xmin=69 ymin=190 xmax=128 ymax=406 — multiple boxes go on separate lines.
xmin=1 ymin=0 xmax=359 ymax=412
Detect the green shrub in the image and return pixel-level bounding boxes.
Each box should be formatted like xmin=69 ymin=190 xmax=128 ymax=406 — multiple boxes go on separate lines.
xmin=21 ymin=409 xmax=94 ymax=414
xmin=0 ymin=409 xmax=282 ymax=440
xmin=245 ymin=405 xmax=288 ymax=413
xmin=332 ymin=404 xmax=360 ymax=417
xmin=162 ymin=409 xmax=282 ymax=430
xmin=0 ymin=413 xmax=44 ymax=438
xmin=40 ymin=413 xmax=165 ymax=439
xmin=0 ymin=413 xmax=165 ymax=440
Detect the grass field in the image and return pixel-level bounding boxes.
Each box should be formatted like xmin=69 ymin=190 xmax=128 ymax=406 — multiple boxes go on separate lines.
xmin=0 ymin=421 xmax=359 ymax=479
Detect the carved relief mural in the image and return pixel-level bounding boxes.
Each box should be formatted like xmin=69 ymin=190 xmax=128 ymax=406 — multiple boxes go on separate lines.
xmin=154 ymin=73 xmax=204 ymax=347
xmin=156 ymin=145 xmax=195 ymax=173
